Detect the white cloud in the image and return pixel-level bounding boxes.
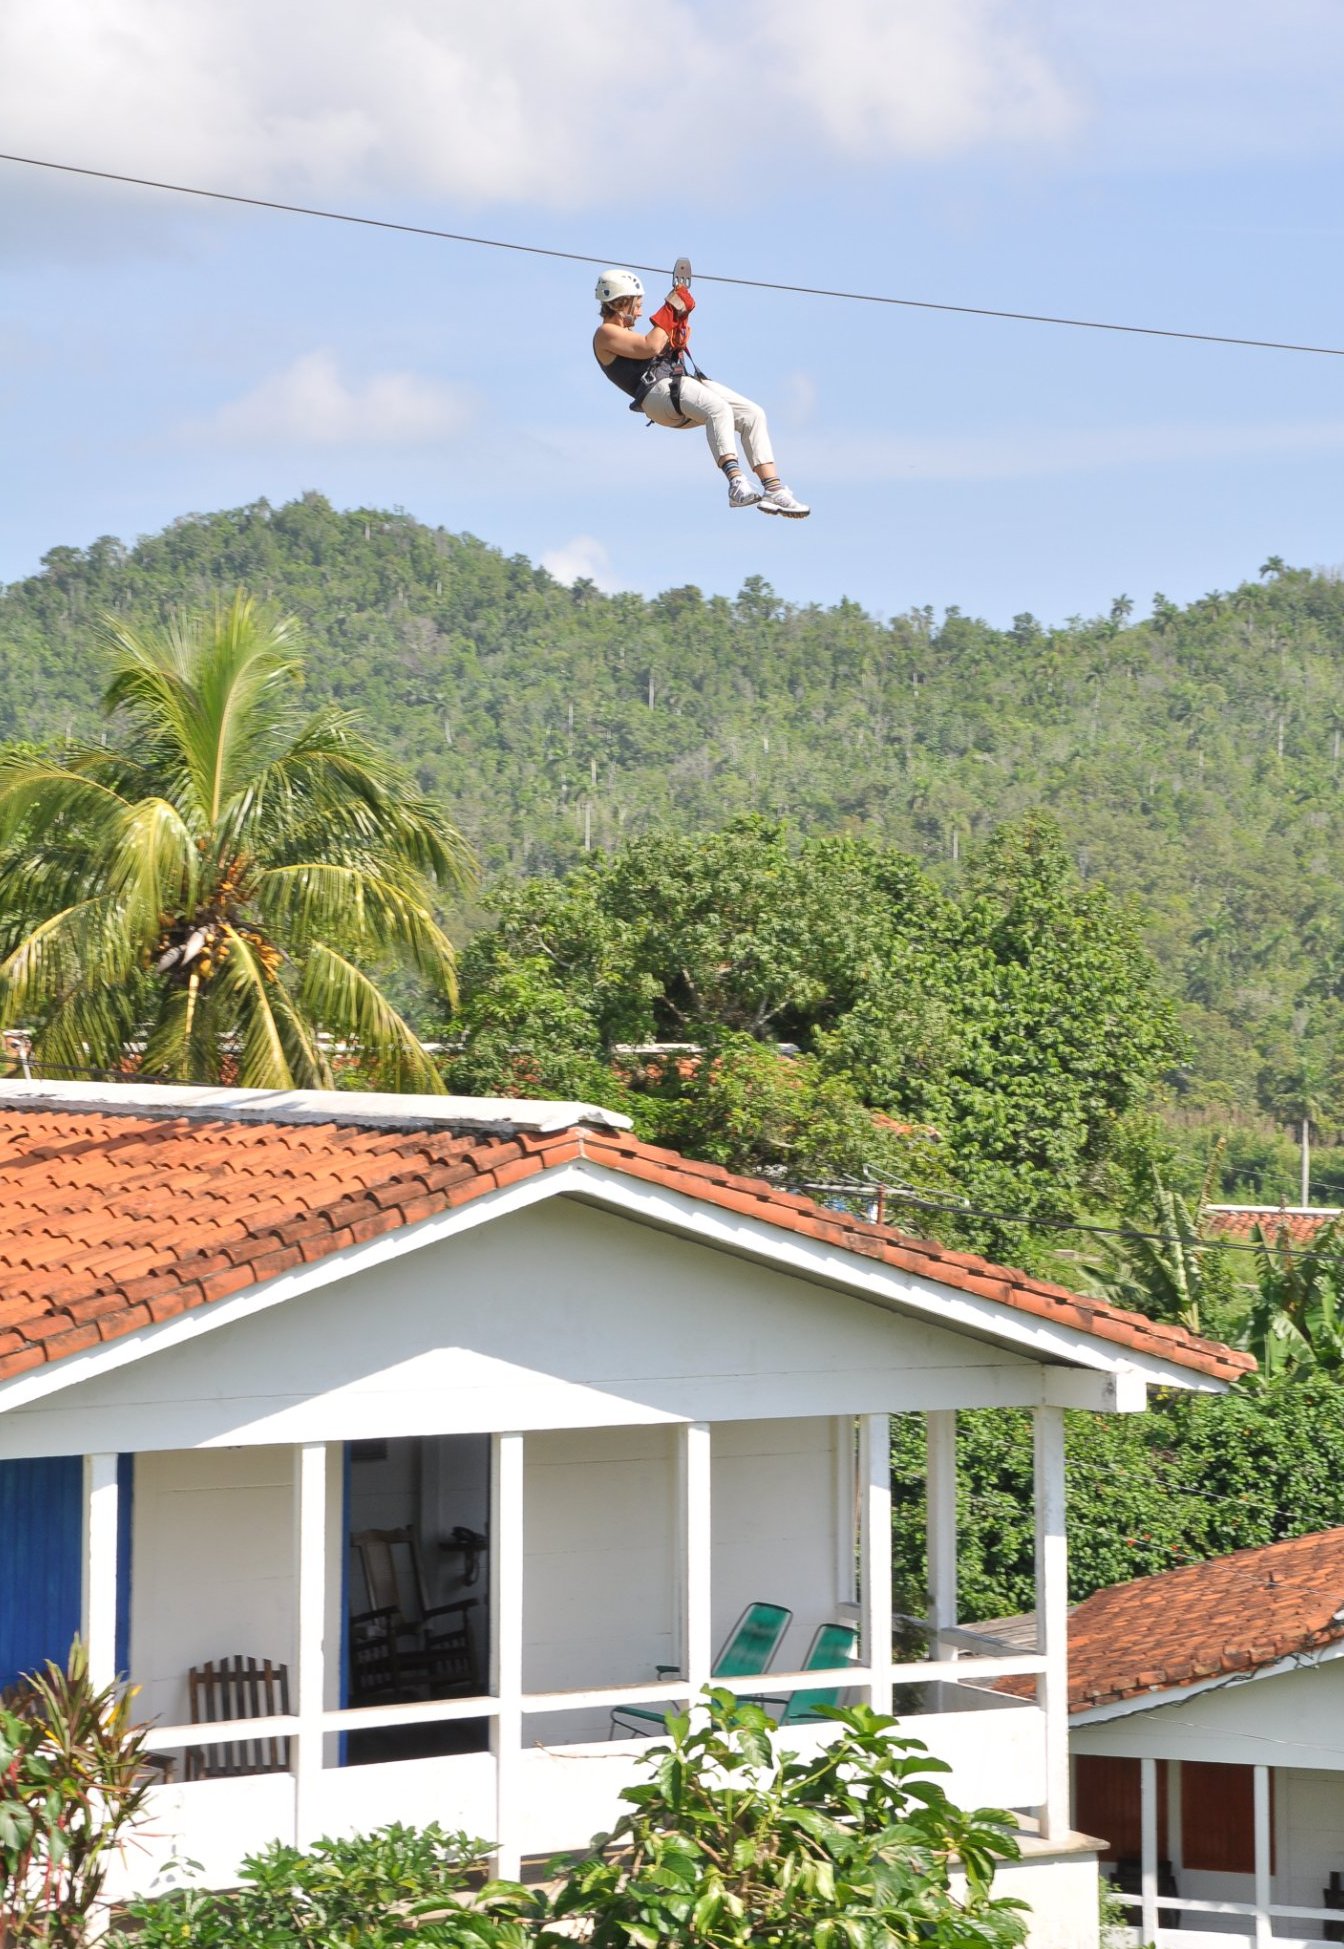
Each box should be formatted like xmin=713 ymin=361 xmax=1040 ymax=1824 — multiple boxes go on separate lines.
xmin=185 ymin=350 xmax=474 ymax=447
xmin=0 ymin=0 xmax=1082 ymax=212
xmin=541 ymin=535 xmax=621 ymax=589
xmin=752 ymin=0 xmax=1079 ymax=159
xmin=793 ymin=416 xmax=1344 ymax=484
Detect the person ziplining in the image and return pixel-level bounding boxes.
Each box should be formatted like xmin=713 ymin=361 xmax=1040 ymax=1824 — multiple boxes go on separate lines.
xmin=593 ymin=262 xmax=810 ymax=517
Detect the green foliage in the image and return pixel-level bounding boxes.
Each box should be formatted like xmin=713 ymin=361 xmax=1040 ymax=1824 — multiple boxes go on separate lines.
xmin=0 ymin=594 xmax=474 ymax=1089
xmin=1 ymin=1641 xmax=154 ymax=1949
xmin=541 ymin=1690 xmax=1026 ymax=1949
xmin=1243 ymin=1219 xmax=1344 ymax=1379
xmin=116 ymin=1703 xmax=1026 ymax=1948
xmin=9 ymin=500 xmax=1344 ymax=1177
xmin=1090 ymin=1158 xmax=1244 ymax=1335
xmin=111 ymin=1824 xmax=531 ymax=1949
xmin=892 ymin=1376 xmax=1344 ymax=1620
xmin=447 ymin=816 xmax=1177 ymax=1252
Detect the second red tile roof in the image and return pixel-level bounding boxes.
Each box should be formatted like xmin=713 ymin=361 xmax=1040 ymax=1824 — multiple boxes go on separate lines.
xmin=1064 ymin=1528 xmax=1344 ymax=1712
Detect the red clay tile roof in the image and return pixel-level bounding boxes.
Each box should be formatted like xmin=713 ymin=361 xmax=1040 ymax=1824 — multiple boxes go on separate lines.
xmin=1063 ymin=1528 xmax=1344 ymax=1712
xmin=0 ymin=1098 xmax=1255 ymax=1389
xmin=1206 ymin=1206 xmax=1342 ymax=1246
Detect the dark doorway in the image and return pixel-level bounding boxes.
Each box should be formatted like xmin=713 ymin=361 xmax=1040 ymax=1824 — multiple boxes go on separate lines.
xmin=343 ymin=1435 xmax=490 ymax=1764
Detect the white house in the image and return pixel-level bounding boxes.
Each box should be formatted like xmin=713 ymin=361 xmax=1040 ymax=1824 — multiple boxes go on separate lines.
xmin=0 ymin=1080 xmax=1253 ymax=1946
xmin=1068 ymin=1528 xmax=1344 ymax=1947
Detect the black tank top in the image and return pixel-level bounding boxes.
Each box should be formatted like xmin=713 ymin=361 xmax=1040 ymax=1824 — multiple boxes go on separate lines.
xmin=595 ymin=346 xmax=652 ymax=400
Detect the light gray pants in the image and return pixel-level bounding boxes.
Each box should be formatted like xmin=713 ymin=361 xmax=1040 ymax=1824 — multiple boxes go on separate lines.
xmin=641 ymin=375 xmax=775 ymax=472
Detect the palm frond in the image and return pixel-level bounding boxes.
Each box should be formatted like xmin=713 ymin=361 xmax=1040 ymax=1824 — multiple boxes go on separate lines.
xmin=101 ymin=597 xmax=304 ymax=828
xmin=218 ymin=713 xmax=475 ymax=895
xmin=256 ymin=863 xmax=459 ymax=998
xmin=0 ymin=897 xmax=132 ymax=1027
xmin=105 ymin=798 xmax=199 ymax=950
xmin=214 ymin=925 xmax=331 ymax=1090
xmin=27 ymin=977 xmax=145 ymax=1081
xmin=299 ymin=943 xmax=445 ymax=1093
xmin=0 ymin=758 xmax=129 ymax=851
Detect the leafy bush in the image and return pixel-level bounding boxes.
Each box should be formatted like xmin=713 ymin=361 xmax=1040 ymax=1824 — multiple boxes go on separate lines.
xmin=541 ymin=1690 xmax=1027 ymax=1949
xmin=111 ymin=1823 xmax=530 ymax=1948
xmin=116 ymin=1696 xmax=1026 ymax=1948
xmin=0 ymin=1641 xmax=154 ymax=1949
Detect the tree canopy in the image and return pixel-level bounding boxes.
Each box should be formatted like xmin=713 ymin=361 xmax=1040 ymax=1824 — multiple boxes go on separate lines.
xmin=8 ymin=494 xmax=1344 ymax=1198
xmin=445 ymin=815 xmax=1178 ymax=1257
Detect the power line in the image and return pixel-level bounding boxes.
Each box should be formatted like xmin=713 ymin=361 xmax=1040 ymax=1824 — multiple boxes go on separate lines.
xmin=4 ymin=150 xmax=1344 ymax=361
xmin=837 ymin=1179 xmax=1339 ymax=1258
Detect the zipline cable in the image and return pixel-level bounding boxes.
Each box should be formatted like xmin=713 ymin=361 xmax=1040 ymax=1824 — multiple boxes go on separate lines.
xmin=4 ymin=149 xmax=1344 ymax=361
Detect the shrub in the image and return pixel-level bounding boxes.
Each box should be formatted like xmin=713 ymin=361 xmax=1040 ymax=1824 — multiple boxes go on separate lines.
xmin=541 ymin=1690 xmax=1028 ymax=1948
xmin=110 ymin=1824 xmax=531 ymax=1948
xmin=0 ymin=1641 xmax=154 ymax=1949
xmin=114 ymin=1695 xmax=1029 ymax=1947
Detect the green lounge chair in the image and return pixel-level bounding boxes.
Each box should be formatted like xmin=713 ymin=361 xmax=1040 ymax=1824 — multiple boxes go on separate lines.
xmin=610 ymin=1600 xmax=792 ymax=1737
xmin=765 ymin=1619 xmax=859 ymax=1724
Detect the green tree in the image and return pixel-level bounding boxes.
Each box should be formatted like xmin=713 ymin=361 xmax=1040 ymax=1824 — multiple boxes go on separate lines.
xmin=1243 ymin=1219 xmax=1344 ymax=1379
xmin=0 ymin=597 xmax=473 ymax=1089
xmin=447 ymin=817 xmax=1177 ymax=1255
xmin=892 ymin=1377 xmax=1344 ymax=1621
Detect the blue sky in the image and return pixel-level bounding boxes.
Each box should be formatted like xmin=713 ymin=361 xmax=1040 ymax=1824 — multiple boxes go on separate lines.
xmin=3 ymin=0 xmax=1344 ymax=627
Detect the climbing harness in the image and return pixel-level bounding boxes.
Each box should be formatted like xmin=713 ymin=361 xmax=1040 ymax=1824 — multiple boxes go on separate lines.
xmin=594 ymin=255 xmax=707 ymax=426
xmin=639 ymin=254 xmax=703 ymax=423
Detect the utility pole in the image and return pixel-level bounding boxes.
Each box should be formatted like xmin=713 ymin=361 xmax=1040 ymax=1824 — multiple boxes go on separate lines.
xmin=1302 ymin=1116 xmax=1311 ymax=1208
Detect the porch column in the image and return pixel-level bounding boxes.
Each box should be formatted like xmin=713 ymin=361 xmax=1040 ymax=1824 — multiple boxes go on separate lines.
xmin=1140 ymin=1755 xmax=1159 ymax=1945
xmin=1253 ymin=1764 xmax=1272 ymax=1948
xmin=678 ymin=1423 xmax=712 ymax=1692
xmin=925 ymin=1412 xmax=957 ymax=1660
xmin=859 ymin=1414 xmax=893 ymax=1713
xmin=294 ymin=1442 xmax=328 ymax=1846
xmin=1032 ymin=1405 xmax=1070 ymax=1838
xmin=491 ymin=1432 xmax=525 ymax=1879
xmin=81 ymin=1453 xmax=119 ymax=1691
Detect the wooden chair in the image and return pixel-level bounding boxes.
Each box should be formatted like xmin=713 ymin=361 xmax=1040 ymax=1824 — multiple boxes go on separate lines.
xmin=349 ymin=1527 xmax=478 ymax=1704
xmin=186 ymin=1654 xmax=290 ymax=1780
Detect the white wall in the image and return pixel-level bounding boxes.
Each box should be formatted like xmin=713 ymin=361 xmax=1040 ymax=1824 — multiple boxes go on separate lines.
xmin=522 ymin=1424 xmax=677 ymax=1743
xmin=521 ymin=1418 xmax=846 ymax=1746
xmin=130 ymin=1447 xmax=299 ymax=1727
xmin=4 ymin=1199 xmax=1047 ymax=1458
xmin=130 ymin=1444 xmax=345 ymax=1734
xmin=710 ymin=1418 xmax=842 ymax=1674
xmin=1274 ymin=1767 xmax=1344 ymax=1918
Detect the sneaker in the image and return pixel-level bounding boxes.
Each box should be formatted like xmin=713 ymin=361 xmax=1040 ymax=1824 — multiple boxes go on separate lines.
xmin=727 ymin=473 xmax=764 ymax=509
xmin=757 ymin=483 xmax=810 ymax=519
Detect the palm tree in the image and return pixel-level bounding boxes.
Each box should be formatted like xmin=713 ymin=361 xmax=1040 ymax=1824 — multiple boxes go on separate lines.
xmin=0 ymin=596 xmax=474 ymax=1090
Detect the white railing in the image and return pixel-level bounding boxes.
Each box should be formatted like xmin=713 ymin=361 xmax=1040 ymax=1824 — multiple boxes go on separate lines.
xmin=1113 ymin=1885 xmax=1344 ymax=1939
xmin=142 ymin=1649 xmax=1048 ymax=1765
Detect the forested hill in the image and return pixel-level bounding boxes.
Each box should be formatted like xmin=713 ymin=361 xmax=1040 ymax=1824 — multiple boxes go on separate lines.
xmin=3 ymin=494 xmax=1343 ymax=1138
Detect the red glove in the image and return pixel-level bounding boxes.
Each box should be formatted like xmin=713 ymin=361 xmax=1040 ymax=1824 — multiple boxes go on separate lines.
xmin=651 ymin=287 xmax=696 ymax=347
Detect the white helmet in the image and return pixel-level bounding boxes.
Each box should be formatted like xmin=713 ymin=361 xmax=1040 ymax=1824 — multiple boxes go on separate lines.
xmin=595 ymin=267 xmax=644 ymax=305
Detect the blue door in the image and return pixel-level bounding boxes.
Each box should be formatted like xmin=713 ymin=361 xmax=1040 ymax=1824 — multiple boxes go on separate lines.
xmin=0 ymin=1455 xmax=135 ymax=1690
xmin=0 ymin=1456 xmax=82 ymax=1690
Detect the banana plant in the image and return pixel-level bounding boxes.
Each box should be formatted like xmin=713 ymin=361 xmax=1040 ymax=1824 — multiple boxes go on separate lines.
xmin=1244 ymin=1218 xmax=1344 ymax=1381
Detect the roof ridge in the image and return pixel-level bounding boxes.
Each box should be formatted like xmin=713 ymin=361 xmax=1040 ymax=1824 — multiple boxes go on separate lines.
xmin=0 ymin=1078 xmax=632 ymax=1136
